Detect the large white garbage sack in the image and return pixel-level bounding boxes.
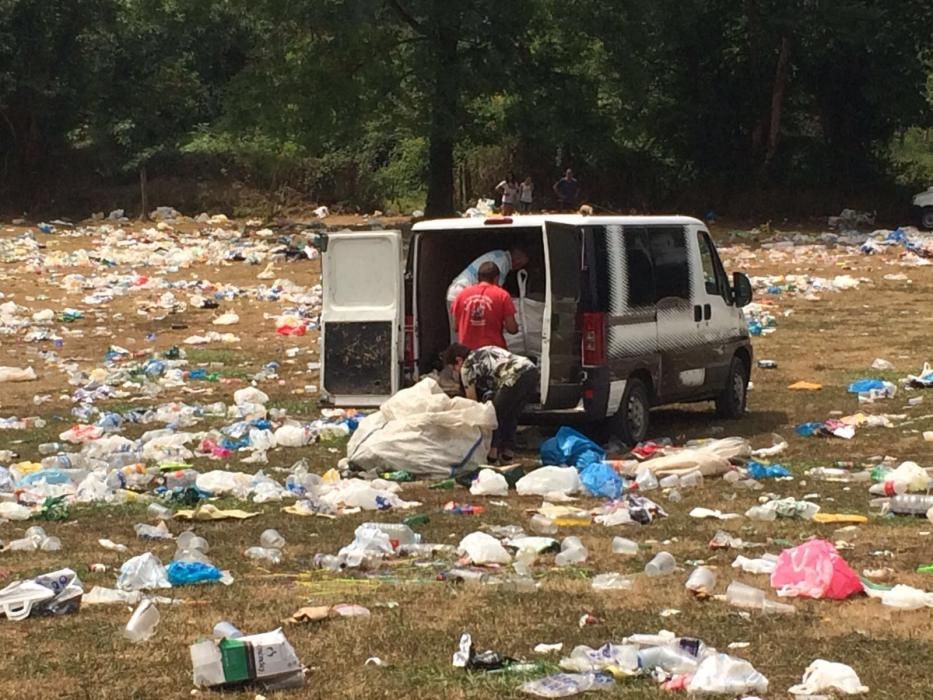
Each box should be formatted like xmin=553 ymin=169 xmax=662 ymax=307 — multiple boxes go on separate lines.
xmin=346 ymin=378 xmax=497 ymax=478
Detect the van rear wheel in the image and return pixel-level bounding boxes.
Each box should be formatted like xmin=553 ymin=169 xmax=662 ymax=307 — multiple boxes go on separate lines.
xmin=715 ymin=356 xmax=749 ymax=419
xmin=608 ymin=376 xmax=650 ymax=446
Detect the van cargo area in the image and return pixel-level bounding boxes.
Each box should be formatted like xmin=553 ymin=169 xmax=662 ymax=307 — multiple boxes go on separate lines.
xmin=413 ymin=225 xmax=545 ymax=375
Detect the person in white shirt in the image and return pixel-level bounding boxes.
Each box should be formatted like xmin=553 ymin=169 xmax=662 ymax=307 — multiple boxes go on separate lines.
xmin=518 ymin=176 xmax=534 ymax=213
xmin=495 ymin=174 xmax=519 ymax=215
xmin=446 ymin=245 xmax=529 ymax=340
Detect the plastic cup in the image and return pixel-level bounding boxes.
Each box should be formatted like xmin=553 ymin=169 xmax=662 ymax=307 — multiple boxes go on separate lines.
xmin=685 ymin=566 xmax=716 ymax=594
xmin=529 ymin=514 xmax=557 ymax=535
xmin=680 ymin=470 xmax=703 ymax=488
xmin=260 ymin=528 xmax=286 ymax=549
xmin=213 ymin=621 xmax=243 ymax=639
xmin=644 ymin=551 xmax=675 ymax=577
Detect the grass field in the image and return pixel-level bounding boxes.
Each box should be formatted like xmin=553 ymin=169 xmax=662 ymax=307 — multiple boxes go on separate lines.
xmin=0 ymin=218 xmax=932 ymax=699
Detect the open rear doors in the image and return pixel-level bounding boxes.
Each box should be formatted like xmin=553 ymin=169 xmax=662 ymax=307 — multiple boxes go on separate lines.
xmin=321 ymin=231 xmax=403 ymax=407
xmin=541 ymin=222 xmax=583 ymax=408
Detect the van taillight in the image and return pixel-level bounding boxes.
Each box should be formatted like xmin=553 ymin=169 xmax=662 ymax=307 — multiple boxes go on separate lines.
xmin=404 ymin=315 xmax=414 ymax=366
xmin=582 ymin=312 xmax=606 ymax=366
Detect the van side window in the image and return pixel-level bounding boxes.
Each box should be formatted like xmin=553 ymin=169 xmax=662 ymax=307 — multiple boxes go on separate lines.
xmin=697 ymin=230 xmax=731 ymax=302
xmin=647 ymin=227 xmax=690 ymax=302
xmin=696 ymin=231 xmax=720 ymax=296
xmin=625 ymin=229 xmax=654 ymax=307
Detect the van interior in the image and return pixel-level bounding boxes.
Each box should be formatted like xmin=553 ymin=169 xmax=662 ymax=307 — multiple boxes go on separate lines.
xmin=413 ymin=225 xmax=546 ymax=374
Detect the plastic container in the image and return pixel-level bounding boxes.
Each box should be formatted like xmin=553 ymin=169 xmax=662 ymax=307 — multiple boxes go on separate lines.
xmin=611 ymin=537 xmax=639 ymax=556
xmin=176 ymin=531 xmax=208 ymax=552
xmin=645 ymin=551 xmax=675 ymax=577
xmin=38 ymin=442 xmax=64 ymax=456
xmin=659 ymin=474 xmax=680 ymax=489
xmin=685 ymin=566 xmax=717 ymax=595
xmin=635 ymin=469 xmax=659 ymax=492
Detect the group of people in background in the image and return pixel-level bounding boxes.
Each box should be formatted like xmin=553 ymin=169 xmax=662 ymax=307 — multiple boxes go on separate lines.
xmin=495 ymin=168 xmax=580 ymax=215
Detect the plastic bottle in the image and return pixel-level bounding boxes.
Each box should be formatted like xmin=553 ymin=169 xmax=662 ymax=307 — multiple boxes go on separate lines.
xmin=529 ymin=514 xmax=558 ymax=535
xmin=869 ymin=480 xmax=908 ymax=496
xmin=360 ymin=522 xmax=419 ymax=546
xmin=889 ymin=495 xmax=933 ymax=516
xmin=212 ymin=621 xmax=243 ymax=640
xmin=260 ymin=529 xmax=286 ymax=549
xmin=725 ymin=581 xmax=765 ymax=609
xmin=147 ymin=503 xmax=173 ymax=521
xmin=659 ymin=474 xmax=680 ymax=489
xmin=164 ymin=469 xmax=199 ymax=490
xmin=645 ymin=551 xmax=675 ymax=576
xmin=680 ymin=470 xmax=704 ymax=488
xmin=611 ymin=537 xmax=639 ymax=555
xmin=638 ymin=645 xmax=700 ymax=675
xmin=38 ymin=442 xmax=64 ymax=456
xmin=685 ymin=566 xmax=717 ymax=595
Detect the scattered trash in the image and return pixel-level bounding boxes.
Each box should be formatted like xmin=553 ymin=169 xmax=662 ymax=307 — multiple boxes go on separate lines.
xmin=191 ymin=628 xmax=305 ymax=690
xmin=788 ymin=659 xmax=868 ymax=695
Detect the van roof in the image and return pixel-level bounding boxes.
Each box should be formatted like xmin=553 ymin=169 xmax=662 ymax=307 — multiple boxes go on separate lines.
xmin=411 ymin=214 xmax=705 ymax=231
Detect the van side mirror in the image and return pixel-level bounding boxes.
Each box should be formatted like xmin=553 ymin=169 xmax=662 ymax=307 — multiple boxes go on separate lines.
xmin=732 ymin=272 xmax=752 ymax=307
xmin=310 ymin=233 xmax=328 ymax=252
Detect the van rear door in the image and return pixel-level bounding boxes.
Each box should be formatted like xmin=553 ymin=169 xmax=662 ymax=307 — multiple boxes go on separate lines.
xmin=541 ymin=222 xmax=583 ymax=408
xmin=321 ymin=230 xmax=402 ymax=407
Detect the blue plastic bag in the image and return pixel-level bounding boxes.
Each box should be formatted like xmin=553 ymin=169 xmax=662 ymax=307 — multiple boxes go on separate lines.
xmin=166 ymin=561 xmax=222 ymax=586
xmin=795 ymin=422 xmax=824 ymax=437
xmin=847 ymin=378 xmax=884 ymax=394
xmin=540 ymin=426 xmax=605 ymax=470
xmin=580 ymin=462 xmax=623 ymax=499
xmin=747 ymin=462 xmax=791 ymax=479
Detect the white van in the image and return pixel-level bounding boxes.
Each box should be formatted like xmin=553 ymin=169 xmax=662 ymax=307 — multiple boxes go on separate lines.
xmin=319 ymin=215 xmax=754 ymax=444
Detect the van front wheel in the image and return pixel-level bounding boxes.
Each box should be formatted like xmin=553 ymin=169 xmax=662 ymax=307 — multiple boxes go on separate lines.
xmin=609 ymin=377 xmax=650 ymax=446
xmin=715 ymin=356 xmax=749 ymax=419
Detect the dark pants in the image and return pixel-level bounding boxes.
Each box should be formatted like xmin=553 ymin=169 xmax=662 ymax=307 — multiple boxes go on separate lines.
xmin=492 ymin=367 xmax=539 ymax=451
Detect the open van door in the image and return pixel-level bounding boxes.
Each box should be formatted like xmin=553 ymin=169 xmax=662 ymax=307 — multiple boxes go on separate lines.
xmin=541 ymin=222 xmax=583 ymax=408
xmin=320 ymin=230 xmax=403 ymax=407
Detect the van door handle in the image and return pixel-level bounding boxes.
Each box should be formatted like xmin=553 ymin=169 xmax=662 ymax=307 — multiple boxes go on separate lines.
xmin=704 ymin=304 xmax=711 ymax=320
xmin=693 ymin=305 xmax=702 ymax=322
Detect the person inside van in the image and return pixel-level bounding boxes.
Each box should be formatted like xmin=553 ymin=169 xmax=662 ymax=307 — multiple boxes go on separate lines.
xmin=446 ymin=245 xmax=529 ymax=336
xmin=451 ymin=261 xmax=518 ymax=350
xmin=443 ymin=343 xmax=539 ymax=464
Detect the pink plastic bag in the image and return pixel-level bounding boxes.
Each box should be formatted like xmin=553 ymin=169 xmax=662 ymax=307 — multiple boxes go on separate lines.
xmin=770 ymin=539 xmax=863 ymax=599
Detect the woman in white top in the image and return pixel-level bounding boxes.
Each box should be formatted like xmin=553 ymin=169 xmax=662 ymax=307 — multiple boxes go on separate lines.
xmin=495 ymin=174 xmax=519 ymax=215
xmin=518 ymin=175 xmax=534 ymax=213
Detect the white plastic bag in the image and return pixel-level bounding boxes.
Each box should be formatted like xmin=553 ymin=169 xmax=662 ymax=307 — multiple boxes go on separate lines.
xmin=233 ymin=387 xmax=269 ymax=406
xmin=117 ymin=553 xmax=171 ymax=591
xmin=346 ymin=378 xmax=497 ymax=478
xmin=470 ymin=469 xmax=508 ymax=496
xmin=274 ymin=424 xmax=308 ymax=448
xmin=788 ymin=659 xmax=868 ymax=695
xmin=686 ymin=653 xmax=769 ymax=695
xmin=516 ymin=467 xmax=581 ymax=498
xmin=457 ymin=532 xmax=511 ymax=565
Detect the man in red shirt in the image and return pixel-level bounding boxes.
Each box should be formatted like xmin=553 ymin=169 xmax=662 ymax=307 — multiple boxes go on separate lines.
xmin=452 ymin=261 xmax=518 ymax=350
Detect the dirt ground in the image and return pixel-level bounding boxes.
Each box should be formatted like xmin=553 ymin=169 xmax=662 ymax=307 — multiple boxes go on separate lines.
xmin=0 ymin=214 xmax=931 ymax=699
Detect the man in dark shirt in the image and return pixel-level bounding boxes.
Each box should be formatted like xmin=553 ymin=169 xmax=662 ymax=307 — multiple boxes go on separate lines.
xmin=553 ymin=168 xmax=579 ymax=211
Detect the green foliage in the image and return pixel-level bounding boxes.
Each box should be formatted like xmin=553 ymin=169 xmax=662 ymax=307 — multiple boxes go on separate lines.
xmin=0 ymin=0 xmax=931 ymax=214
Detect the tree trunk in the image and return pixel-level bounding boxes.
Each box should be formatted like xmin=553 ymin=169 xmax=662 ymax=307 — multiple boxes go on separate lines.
xmin=764 ymin=37 xmax=791 ymax=167
xmin=423 ymin=1 xmax=460 ymax=218
xmin=139 ymin=164 xmax=150 ymax=220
